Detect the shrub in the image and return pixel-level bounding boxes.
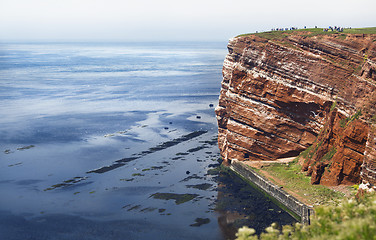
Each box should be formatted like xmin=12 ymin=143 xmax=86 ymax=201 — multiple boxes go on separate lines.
xmin=235 ymin=193 xmax=376 ymax=240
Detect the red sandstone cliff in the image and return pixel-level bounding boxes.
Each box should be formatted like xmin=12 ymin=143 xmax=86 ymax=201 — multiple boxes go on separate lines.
xmin=216 ymin=29 xmax=376 ymax=189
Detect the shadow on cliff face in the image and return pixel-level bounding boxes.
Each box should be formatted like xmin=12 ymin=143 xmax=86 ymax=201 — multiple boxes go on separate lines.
xmin=214 ymin=166 xmax=297 ymax=239
xmin=274 ymin=100 xmax=327 ymax=125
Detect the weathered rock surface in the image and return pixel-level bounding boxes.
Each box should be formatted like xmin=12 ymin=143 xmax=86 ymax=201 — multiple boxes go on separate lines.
xmin=216 ymin=30 xmax=376 ymax=188
xmin=301 ymin=109 xmax=368 ymax=185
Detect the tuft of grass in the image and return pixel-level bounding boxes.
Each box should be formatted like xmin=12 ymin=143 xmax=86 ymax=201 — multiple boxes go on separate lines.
xmin=321 ymin=147 xmax=337 ymax=162
xmin=330 ymin=101 xmax=337 ymax=112
xmin=340 ymin=109 xmax=362 ymax=128
xmin=303 ymin=140 xmax=323 ymax=161
xmin=299 ymin=146 xmax=312 ymax=159
xmin=351 ymin=110 xmax=362 ymax=121
xmin=340 ymin=118 xmax=348 ymax=128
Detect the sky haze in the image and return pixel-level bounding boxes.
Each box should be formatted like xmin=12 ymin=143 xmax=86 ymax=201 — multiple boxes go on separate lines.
xmin=0 ymin=0 xmax=375 ymax=41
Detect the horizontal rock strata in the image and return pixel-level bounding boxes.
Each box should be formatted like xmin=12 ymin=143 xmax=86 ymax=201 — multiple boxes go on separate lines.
xmin=216 ymin=30 xmax=376 ymax=188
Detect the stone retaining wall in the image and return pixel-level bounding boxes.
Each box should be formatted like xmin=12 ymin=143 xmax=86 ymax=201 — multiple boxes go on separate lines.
xmin=230 ymin=160 xmax=314 ymax=224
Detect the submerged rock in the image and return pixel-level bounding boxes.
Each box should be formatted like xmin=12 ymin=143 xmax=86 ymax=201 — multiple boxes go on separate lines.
xmin=190 ymin=218 xmax=210 ymax=227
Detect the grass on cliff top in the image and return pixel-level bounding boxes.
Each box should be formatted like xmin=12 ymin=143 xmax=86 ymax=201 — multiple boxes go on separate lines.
xmin=249 ymin=159 xmax=346 ymax=206
xmin=237 ymin=27 xmax=376 ymax=39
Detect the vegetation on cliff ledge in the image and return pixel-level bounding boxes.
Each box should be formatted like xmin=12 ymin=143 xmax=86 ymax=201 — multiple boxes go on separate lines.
xmin=236 ymin=193 xmax=376 ymax=240
xmin=249 ymin=159 xmax=345 ymax=205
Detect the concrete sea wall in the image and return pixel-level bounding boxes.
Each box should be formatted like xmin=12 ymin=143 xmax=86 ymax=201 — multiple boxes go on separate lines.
xmin=230 ymin=160 xmax=314 ymax=224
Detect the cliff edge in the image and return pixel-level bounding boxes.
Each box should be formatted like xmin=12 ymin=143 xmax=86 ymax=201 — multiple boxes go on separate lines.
xmin=216 ymin=28 xmax=376 ymax=189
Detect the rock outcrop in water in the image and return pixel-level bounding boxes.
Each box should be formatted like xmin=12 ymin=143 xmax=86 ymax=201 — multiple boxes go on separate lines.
xmin=215 ymin=29 xmax=376 ymax=189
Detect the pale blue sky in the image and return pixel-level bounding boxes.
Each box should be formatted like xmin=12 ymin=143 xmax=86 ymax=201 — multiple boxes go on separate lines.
xmin=0 ymin=0 xmax=375 ymax=41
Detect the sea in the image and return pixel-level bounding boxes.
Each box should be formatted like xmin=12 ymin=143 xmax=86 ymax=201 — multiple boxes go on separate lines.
xmin=0 ymin=42 xmax=296 ymax=240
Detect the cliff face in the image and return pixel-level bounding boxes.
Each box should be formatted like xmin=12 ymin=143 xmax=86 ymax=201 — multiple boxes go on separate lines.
xmin=216 ymin=30 xmax=376 ymax=188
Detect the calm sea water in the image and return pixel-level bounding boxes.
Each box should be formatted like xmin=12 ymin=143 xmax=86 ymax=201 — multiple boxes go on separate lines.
xmin=0 ymin=42 xmax=295 ymax=240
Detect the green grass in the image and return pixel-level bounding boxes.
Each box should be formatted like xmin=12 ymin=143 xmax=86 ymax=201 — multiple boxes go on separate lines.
xmin=330 ymin=101 xmax=337 ymax=112
xmin=340 ymin=118 xmax=349 ymax=128
xmin=243 ymin=30 xmax=287 ymax=40
xmin=343 ymin=27 xmax=376 ymax=34
xmin=250 ymin=159 xmax=344 ymax=205
xmin=321 ymin=147 xmax=337 ymax=162
xmin=302 ymin=140 xmax=323 ymax=163
xmin=299 ymin=146 xmax=312 ymax=159
xmin=237 ymin=27 xmax=376 ymax=39
xmin=340 ymin=109 xmax=362 ymax=128
xmin=351 ymin=110 xmax=362 ymax=121
xmin=236 ymin=193 xmax=376 ymax=240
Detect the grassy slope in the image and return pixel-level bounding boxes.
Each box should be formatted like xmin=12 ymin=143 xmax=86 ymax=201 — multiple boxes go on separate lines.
xmin=249 ymin=159 xmax=346 ymax=206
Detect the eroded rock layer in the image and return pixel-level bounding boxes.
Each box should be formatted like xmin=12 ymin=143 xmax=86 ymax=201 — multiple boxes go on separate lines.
xmin=301 ymin=109 xmax=369 ymax=186
xmin=216 ymin=30 xmax=376 ymax=187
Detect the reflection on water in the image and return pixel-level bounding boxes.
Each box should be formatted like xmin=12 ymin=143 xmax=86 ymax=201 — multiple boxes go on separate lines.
xmin=0 ymin=42 xmax=295 ymax=240
xmin=215 ymin=167 xmax=297 ymax=239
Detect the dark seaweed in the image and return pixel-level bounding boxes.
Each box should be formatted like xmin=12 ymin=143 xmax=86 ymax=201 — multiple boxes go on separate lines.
xmin=151 ymin=193 xmax=199 ymax=205
xmin=187 ymin=145 xmax=208 ymax=153
xmin=190 ymin=218 xmax=210 ymax=227
xmin=46 ymin=131 xmax=208 ymax=191
xmin=186 ymin=183 xmax=213 ymax=190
